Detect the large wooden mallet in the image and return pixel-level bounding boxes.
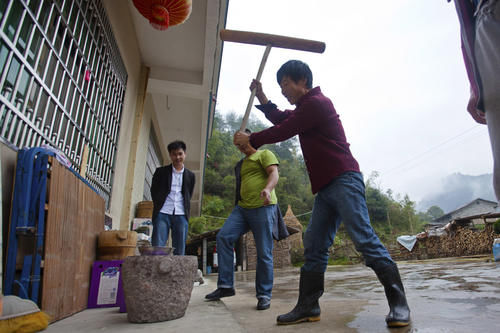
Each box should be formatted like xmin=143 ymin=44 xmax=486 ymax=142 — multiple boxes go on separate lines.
xmin=219 ymin=29 xmax=326 ymax=131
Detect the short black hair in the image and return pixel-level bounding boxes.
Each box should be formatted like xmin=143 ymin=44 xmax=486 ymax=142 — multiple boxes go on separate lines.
xmin=167 ymin=140 xmax=186 ymax=153
xmin=277 ymin=60 xmax=313 ymax=89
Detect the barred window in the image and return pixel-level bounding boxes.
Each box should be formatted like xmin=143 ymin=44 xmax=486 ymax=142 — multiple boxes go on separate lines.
xmin=0 ymin=0 xmax=127 ymax=206
xmin=143 ymin=128 xmax=162 ymax=201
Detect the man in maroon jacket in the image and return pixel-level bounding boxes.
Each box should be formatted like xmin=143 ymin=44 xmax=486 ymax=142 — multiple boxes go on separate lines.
xmin=234 ymin=60 xmax=410 ymax=327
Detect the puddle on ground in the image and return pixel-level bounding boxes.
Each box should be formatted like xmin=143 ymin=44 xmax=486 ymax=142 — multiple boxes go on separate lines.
xmin=230 ymin=258 xmax=499 ymax=332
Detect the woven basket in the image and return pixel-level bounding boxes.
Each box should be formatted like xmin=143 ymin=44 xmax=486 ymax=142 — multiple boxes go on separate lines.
xmin=98 ymin=230 xmax=138 ymax=260
xmin=136 ymin=201 xmax=153 ymax=218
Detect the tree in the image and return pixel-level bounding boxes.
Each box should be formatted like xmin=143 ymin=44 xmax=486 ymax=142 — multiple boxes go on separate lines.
xmin=200 ymin=112 xmax=426 ymax=246
xmin=201 ymin=112 xmax=314 ymax=229
xmin=365 ymin=171 xmax=389 ymax=226
xmin=366 ymin=184 xmax=389 ymax=224
xmin=427 ymin=205 xmax=444 ymax=220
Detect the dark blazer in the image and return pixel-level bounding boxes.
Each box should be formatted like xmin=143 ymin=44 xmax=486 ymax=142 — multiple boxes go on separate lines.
xmin=150 ymin=164 xmax=195 ymax=221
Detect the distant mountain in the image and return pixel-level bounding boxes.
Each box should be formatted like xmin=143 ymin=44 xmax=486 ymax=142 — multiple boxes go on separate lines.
xmin=417 ymin=173 xmax=496 ymax=213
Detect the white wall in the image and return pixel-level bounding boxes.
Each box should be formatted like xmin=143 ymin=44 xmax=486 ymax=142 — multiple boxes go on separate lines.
xmin=103 ymin=0 xmax=226 ymax=225
xmin=150 ymin=93 xmax=203 ymax=215
xmin=102 ymin=0 xmax=145 ymax=230
xmin=130 ymin=94 xmax=154 ymax=210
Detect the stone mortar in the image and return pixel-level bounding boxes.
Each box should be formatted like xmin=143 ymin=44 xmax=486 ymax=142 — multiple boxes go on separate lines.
xmin=121 ymin=255 xmax=197 ymax=323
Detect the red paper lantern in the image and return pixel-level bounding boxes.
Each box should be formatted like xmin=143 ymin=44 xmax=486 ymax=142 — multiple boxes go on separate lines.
xmin=133 ymin=0 xmax=192 ymax=31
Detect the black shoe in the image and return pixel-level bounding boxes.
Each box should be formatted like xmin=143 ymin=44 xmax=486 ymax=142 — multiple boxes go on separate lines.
xmin=277 ymin=270 xmax=324 ymax=325
xmin=257 ymin=298 xmax=271 ymax=310
xmin=205 ymin=288 xmax=235 ymax=301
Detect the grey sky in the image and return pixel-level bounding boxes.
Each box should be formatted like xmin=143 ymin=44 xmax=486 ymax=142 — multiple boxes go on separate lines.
xmin=216 ymin=0 xmax=492 ymax=202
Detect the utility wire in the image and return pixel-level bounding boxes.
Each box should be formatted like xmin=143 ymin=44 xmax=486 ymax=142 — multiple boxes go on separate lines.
xmin=202 ymin=210 xmax=312 ymax=221
xmin=386 ymin=129 xmax=488 ymax=178
xmin=380 ymin=125 xmax=485 ymax=178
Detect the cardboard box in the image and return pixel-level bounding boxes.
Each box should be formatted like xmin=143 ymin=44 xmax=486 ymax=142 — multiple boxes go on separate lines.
xmin=132 ymin=218 xmax=153 ymax=239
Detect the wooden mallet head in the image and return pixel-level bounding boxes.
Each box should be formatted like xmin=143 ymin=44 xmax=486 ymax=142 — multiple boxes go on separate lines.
xmin=219 ymin=29 xmax=326 ymax=131
xmin=219 ymin=29 xmax=326 ymax=53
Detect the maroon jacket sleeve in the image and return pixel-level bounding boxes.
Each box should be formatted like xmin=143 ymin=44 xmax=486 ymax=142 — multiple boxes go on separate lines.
xmin=250 ymin=98 xmax=326 ymax=148
xmin=255 ymin=101 xmax=293 ymax=125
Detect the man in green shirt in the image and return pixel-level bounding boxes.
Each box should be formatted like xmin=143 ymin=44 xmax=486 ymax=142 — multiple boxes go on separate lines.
xmin=205 ymin=137 xmax=279 ymax=311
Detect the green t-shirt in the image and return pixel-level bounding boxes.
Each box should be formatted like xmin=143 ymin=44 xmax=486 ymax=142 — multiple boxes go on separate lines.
xmin=238 ymin=149 xmax=279 ymax=209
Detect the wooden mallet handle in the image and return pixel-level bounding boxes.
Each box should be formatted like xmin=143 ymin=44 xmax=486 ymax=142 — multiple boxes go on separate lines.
xmin=240 ymin=45 xmax=272 ymax=132
xmin=220 ymin=29 xmax=326 ymax=132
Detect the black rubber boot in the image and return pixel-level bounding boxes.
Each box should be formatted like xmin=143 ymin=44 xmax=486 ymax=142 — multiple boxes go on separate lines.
xmin=373 ymin=262 xmax=411 ymax=327
xmin=276 ymin=270 xmax=324 ymax=325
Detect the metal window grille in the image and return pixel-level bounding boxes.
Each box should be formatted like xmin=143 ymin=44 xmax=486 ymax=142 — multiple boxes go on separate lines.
xmin=0 ymin=0 xmax=127 ymax=206
xmin=143 ymin=129 xmax=162 ymax=201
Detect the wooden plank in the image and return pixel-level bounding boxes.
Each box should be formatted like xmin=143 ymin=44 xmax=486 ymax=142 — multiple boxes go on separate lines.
xmin=41 ymin=157 xmax=104 ymax=322
xmin=73 ymin=179 xmax=86 ymax=312
xmin=61 ymin=166 xmax=77 ymax=318
xmin=42 ymin=157 xmax=64 ymax=321
xmin=79 ymin=144 xmax=89 ymax=177
xmin=71 ymin=171 xmax=85 ymax=314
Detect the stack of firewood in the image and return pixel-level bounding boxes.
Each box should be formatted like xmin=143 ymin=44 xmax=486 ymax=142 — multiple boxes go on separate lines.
xmin=397 ymin=224 xmax=496 ymax=260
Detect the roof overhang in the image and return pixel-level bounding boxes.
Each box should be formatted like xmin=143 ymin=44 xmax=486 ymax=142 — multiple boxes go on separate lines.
xmin=128 ymin=0 xmax=228 ymax=161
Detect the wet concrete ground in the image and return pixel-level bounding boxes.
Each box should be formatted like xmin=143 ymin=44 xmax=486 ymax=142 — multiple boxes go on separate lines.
xmin=46 ymin=256 xmax=499 ymax=333
xmin=228 ymin=256 xmax=500 ymax=333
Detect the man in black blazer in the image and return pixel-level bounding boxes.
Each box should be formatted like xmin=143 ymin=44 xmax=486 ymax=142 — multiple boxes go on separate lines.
xmin=150 ymin=140 xmax=195 ymax=255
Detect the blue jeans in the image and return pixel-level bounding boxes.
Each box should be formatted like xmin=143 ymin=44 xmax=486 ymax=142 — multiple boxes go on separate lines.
xmin=302 ymin=172 xmax=393 ymax=273
xmin=151 ymin=213 xmax=188 ymax=255
xmin=216 ymin=205 xmax=275 ymax=300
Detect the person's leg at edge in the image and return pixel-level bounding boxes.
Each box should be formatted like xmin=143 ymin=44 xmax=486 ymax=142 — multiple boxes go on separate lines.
xmin=475 ymin=0 xmax=500 ymax=202
xmin=151 ymin=213 xmax=170 ymax=247
xmin=277 ymin=193 xmax=340 ymax=324
xmin=205 ymin=206 xmax=248 ymax=300
xmin=170 ymin=215 xmax=188 ymax=255
xmin=486 ymin=110 xmax=500 ymax=202
xmin=247 ymin=205 xmax=275 ymax=310
xmin=334 ymin=172 xmax=410 ymax=327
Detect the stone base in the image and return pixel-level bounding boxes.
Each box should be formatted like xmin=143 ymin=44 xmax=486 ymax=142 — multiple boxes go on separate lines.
xmin=121 ymin=255 xmax=197 ymax=323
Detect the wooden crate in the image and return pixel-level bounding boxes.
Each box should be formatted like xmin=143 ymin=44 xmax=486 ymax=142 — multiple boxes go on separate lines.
xmin=41 ymin=157 xmax=104 ymax=322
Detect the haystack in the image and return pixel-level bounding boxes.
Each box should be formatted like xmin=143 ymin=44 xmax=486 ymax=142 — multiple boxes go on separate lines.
xmin=284 ymin=205 xmax=303 ymax=250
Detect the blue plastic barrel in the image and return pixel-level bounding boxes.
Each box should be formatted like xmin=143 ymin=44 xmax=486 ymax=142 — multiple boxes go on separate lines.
xmin=493 ymin=239 xmax=500 ymax=262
